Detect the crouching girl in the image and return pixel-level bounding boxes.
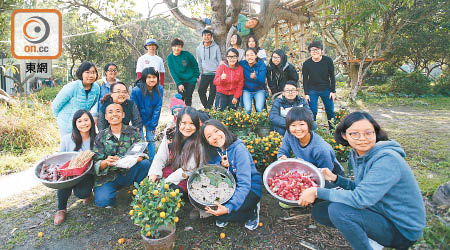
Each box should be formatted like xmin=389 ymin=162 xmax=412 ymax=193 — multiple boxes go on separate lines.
xmin=201 ymin=119 xmax=262 ymax=230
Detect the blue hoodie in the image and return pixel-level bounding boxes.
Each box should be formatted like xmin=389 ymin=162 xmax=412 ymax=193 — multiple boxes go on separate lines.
xmin=209 ymin=139 xmax=262 ymax=213
xmin=278 ymin=131 xmax=342 ymax=171
xmin=130 ymin=83 xmax=163 ymax=131
xmin=239 ymin=59 xmax=266 ymax=92
xmin=317 ymin=140 xmax=426 ymax=241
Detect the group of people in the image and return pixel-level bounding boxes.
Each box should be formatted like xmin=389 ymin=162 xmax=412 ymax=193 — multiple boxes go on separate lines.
xmin=49 ymin=23 xmax=425 ymax=249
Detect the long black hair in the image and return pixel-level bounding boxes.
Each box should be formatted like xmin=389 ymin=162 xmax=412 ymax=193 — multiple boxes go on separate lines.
xmin=200 ymin=119 xmax=237 ymax=163
xmin=171 ymin=107 xmax=202 ymax=171
xmin=246 ymin=35 xmax=260 ymax=50
xmin=140 ymin=67 xmax=161 ymax=98
xmin=334 ymin=111 xmax=388 ymax=146
xmin=71 ymin=110 xmax=96 ymax=151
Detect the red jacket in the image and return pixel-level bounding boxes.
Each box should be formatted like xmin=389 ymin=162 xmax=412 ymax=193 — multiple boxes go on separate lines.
xmin=213 ymin=62 xmax=244 ymax=99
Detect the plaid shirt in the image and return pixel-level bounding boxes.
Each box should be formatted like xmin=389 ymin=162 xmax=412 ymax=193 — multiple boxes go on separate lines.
xmin=93 ymin=125 xmax=148 ymax=187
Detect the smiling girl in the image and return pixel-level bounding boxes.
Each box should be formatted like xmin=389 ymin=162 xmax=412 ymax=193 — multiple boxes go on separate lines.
xmin=52 ymin=61 xmax=100 ymax=136
xmin=201 ymin=119 xmax=262 ymax=230
xmin=148 ymin=107 xmax=203 ymax=194
xmin=298 ymin=112 xmax=425 ymax=250
xmin=131 ymin=67 xmax=164 ymax=160
xmin=54 ymin=110 xmax=96 ymax=225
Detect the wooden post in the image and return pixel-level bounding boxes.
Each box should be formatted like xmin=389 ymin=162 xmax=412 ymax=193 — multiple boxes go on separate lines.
xmin=275 ymin=24 xmax=279 ymax=49
xmin=289 ymin=22 xmax=293 ymax=52
xmin=300 ymin=22 xmax=306 ymax=66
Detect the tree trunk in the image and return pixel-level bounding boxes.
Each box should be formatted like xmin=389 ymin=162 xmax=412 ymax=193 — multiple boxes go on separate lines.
xmin=349 ymin=63 xmax=358 ymax=90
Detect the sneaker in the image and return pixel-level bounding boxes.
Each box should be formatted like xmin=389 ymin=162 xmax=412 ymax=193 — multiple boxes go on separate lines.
xmin=244 ymin=202 xmax=260 ymax=230
xmin=215 ymin=220 xmax=229 ymax=228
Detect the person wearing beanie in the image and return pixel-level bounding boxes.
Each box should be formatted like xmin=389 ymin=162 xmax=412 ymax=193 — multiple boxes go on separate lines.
xmin=136 ymin=38 xmax=165 ymax=86
xmin=196 ymin=29 xmax=222 ymax=109
xmin=170 ymin=93 xmax=186 ymax=118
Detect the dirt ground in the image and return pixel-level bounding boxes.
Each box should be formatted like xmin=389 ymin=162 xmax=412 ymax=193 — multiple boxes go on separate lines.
xmin=1 ymin=88 xmax=448 ymax=250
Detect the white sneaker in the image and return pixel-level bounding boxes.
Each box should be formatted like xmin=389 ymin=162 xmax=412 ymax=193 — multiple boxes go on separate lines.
xmin=244 ymin=202 xmax=260 ymax=230
xmin=215 ymin=220 xmax=229 ymax=228
xmin=368 ymin=238 xmax=384 ymax=250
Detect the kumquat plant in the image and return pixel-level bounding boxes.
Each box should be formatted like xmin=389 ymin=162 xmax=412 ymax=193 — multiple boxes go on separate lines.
xmin=130 ymin=178 xmax=184 ymax=238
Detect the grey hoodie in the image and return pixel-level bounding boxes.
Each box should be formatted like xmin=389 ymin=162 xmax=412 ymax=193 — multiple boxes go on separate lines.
xmin=317 ymin=140 xmax=426 ymax=241
xmin=196 ymin=41 xmax=222 ymax=75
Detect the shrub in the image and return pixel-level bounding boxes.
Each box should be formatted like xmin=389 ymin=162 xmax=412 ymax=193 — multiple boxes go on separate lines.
xmin=334 ymin=108 xmax=350 ymax=125
xmin=316 ymin=126 xmax=351 ymax=163
xmin=206 ymin=108 xmax=269 ymax=135
xmin=0 ymin=97 xmax=59 ymax=154
xmin=33 ymin=86 xmax=62 ymax=102
xmin=388 ymin=71 xmax=432 ymax=96
xmin=130 ymin=178 xmax=184 ymax=238
xmin=432 ymin=74 xmax=450 ymax=96
xmin=240 ymin=131 xmax=283 ymax=172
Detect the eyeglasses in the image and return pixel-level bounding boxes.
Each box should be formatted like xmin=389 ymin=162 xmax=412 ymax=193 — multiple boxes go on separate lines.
xmin=347 ymin=131 xmax=375 ymax=140
xmin=272 ymin=56 xmax=281 ymax=60
xmin=227 ymin=56 xmax=238 ymax=59
xmin=284 ymin=89 xmax=298 ymax=94
xmin=107 ymin=69 xmax=117 ymax=72
xmin=310 ymin=48 xmax=321 ymax=53
xmin=112 ymin=91 xmax=128 ymax=95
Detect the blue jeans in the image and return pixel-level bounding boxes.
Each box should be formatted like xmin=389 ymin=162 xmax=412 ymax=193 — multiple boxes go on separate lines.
xmin=57 ymin=174 xmax=94 ymax=210
xmin=308 ymin=89 xmax=335 ymax=128
xmin=312 ymin=201 xmax=416 ymax=250
xmin=217 ymin=191 xmax=260 ymax=223
xmin=140 ymin=126 xmax=155 ymax=160
xmin=242 ymin=90 xmax=265 ymax=114
xmin=94 ymin=160 xmax=150 ymax=207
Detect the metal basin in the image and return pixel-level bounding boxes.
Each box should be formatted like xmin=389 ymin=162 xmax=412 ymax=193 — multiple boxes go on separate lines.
xmin=34 ymin=152 xmax=94 ymax=190
xmin=187 ymin=164 xmax=236 ymax=210
xmin=263 ymin=158 xmax=325 ymax=206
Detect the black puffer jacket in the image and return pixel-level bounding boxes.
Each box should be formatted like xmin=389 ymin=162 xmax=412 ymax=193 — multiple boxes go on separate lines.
xmin=266 ymin=49 xmax=299 ymax=94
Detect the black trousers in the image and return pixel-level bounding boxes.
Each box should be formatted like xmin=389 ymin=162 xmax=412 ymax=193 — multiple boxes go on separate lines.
xmin=215 ymin=92 xmax=238 ymax=111
xmin=178 ymin=82 xmax=196 ymax=106
xmin=198 ymin=74 xmax=216 ymax=109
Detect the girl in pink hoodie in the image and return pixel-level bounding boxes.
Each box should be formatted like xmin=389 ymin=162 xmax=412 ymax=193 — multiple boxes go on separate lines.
xmin=213 ymin=48 xmax=244 ymax=110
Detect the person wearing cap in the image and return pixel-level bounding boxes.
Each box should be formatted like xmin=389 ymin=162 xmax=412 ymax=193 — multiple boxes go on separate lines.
xmin=196 ymin=29 xmax=222 ymax=109
xmin=167 ymin=38 xmax=200 ymax=106
xmin=136 ymin=38 xmax=165 ymax=86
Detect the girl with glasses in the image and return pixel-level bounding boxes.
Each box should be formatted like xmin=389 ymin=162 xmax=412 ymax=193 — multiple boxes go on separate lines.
xmin=97 ymin=82 xmax=141 ymax=131
xmin=266 ymin=49 xmax=299 ymax=95
xmin=299 ymin=111 xmax=425 ymax=250
xmin=52 ymin=61 xmax=100 ymax=136
xmin=213 ymin=48 xmax=244 ymax=111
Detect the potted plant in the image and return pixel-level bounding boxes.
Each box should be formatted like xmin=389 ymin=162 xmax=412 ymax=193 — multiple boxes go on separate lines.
xmin=255 ymin=110 xmax=271 ymax=137
xmin=130 ymin=178 xmax=184 ymax=250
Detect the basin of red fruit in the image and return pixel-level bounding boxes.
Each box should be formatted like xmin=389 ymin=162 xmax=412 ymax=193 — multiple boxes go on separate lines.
xmin=263 ymin=158 xmax=325 ymax=206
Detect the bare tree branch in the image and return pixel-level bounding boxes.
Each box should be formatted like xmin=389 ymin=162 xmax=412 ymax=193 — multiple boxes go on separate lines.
xmin=162 ymin=0 xmax=204 ymax=33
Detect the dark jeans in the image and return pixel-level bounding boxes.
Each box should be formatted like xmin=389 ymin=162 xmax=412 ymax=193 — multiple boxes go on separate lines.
xmin=198 ymin=74 xmax=216 ymax=109
xmin=57 ymin=174 xmax=94 ymax=210
xmin=178 ymin=83 xmax=196 ymax=106
xmin=308 ymin=89 xmax=336 ymax=129
xmin=94 ymin=160 xmax=150 ymax=207
xmin=217 ymin=191 xmax=260 ymax=223
xmin=215 ymin=92 xmax=237 ymax=111
xmin=312 ymin=201 xmax=416 ymax=250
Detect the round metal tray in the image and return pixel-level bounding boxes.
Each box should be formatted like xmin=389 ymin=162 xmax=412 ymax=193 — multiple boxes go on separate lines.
xmin=34 ymin=152 xmax=94 ymax=190
xmin=263 ymin=158 xmax=325 ymax=206
xmin=187 ymin=164 xmax=236 ymax=210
